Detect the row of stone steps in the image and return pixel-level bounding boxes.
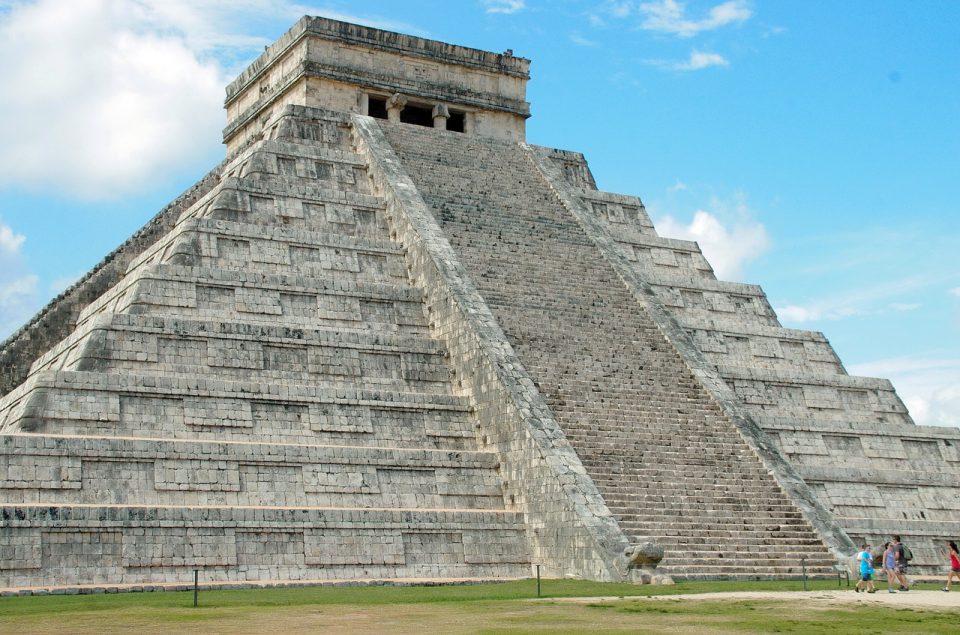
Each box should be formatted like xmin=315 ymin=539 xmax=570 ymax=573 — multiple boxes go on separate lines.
xmin=607 ymin=503 xmax=807 ymax=516
xmin=381 ymin=121 xmax=841 ymax=579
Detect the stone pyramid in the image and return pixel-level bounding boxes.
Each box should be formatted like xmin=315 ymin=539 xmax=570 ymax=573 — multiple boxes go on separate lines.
xmin=1 ymin=16 xmax=957 ymax=590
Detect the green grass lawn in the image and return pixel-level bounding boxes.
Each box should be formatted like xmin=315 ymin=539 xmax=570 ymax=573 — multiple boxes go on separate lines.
xmin=0 ymin=579 xmax=955 ymax=634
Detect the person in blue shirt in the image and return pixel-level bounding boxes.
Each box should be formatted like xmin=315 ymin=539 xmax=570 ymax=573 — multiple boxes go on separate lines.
xmin=855 ymin=544 xmax=877 ymax=593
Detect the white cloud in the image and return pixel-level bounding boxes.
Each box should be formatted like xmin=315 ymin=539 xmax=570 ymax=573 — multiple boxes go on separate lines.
xmin=776 ymin=304 xmax=865 ymax=324
xmin=482 ymin=0 xmax=526 ymax=14
xmin=667 ymin=178 xmax=687 ymax=192
xmin=570 ymin=32 xmax=599 ymax=47
xmin=775 ymin=274 xmax=949 ymax=326
xmin=889 ymin=302 xmax=921 ymax=312
xmin=655 ymin=209 xmax=769 ymax=280
xmin=611 ymin=2 xmax=633 ymax=18
xmin=775 ymin=305 xmax=822 ymax=323
xmin=0 ymin=223 xmax=27 ymax=253
xmin=638 ymin=0 xmax=751 ymax=37
xmin=950 ymin=287 xmax=960 ymax=298
xmin=644 ymin=49 xmax=729 ymax=72
xmin=0 ymin=0 xmax=225 ymax=199
xmin=0 ymin=220 xmax=39 ymax=340
xmin=849 ymin=356 xmax=960 ymax=428
xmin=671 ymin=49 xmax=728 ymax=71
xmin=762 ymin=25 xmax=786 ymax=38
xmin=0 ymin=1 xmax=426 ymax=200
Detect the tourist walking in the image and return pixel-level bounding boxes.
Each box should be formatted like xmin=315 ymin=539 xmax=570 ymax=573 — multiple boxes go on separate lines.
xmin=944 ymin=541 xmax=960 ymax=592
xmin=855 ymin=544 xmax=876 ymax=593
xmin=892 ymin=535 xmax=911 ymax=591
xmin=881 ymin=542 xmax=898 ymax=593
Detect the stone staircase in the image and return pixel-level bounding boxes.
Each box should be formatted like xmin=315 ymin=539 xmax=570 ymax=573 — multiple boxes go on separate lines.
xmin=536 ymin=151 xmax=960 ymax=576
xmin=381 ymin=121 xmax=840 ymax=579
xmin=0 ymin=110 xmax=532 ymax=588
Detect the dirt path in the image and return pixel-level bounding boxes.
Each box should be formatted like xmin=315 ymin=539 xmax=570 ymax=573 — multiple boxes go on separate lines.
xmin=543 ymin=588 xmax=960 ymax=611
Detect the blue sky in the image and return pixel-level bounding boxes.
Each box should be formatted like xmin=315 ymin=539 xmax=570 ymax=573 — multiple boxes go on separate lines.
xmin=0 ymin=0 xmax=957 ymax=426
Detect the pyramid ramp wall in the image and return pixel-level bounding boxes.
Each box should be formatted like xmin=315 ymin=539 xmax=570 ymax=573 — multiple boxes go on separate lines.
xmin=378 ymin=121 xmax=846 ymax=579
xmin=527 ymin=147 xmax=960 ymax=576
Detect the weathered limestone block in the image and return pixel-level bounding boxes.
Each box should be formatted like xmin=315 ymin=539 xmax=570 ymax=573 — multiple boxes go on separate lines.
xmin=777 ymin=431 xmax=830 ymax=456
xmin=154 ymin=459 xmax=241 ymax=492
xmin=303 ymin=465 xmax=376 ymax=493
xmin=0 ymin=528 xmax=42 ymax=570
xmin=309 ymin=403 xmax=373 ymax=433
xmin=184 ymin=397 xmax=252 ymax=428
xmin=305 ymin=529 xmax=405 ymax=566
xmin=0 ymin=455 xmax=81 ymax=490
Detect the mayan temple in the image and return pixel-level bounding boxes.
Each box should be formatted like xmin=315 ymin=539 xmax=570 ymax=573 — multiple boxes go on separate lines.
xmin=1 ymin=16 xmax=957 ymax=591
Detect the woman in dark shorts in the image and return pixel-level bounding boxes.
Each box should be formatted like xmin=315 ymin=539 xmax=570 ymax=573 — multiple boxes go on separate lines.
xmin=945 ymin=541 xmax=960 ymax=592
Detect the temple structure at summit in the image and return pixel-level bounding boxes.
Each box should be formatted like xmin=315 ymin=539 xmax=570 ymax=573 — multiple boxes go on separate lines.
xmin=1 ymin=16 xmax=956 ymax=590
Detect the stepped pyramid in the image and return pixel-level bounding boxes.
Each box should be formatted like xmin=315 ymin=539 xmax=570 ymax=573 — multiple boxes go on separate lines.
xmin=1 ymin=16 xmax=957 ymax=590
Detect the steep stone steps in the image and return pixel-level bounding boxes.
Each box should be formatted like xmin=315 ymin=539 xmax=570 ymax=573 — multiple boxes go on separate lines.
xmin=638 ymin=533 xmax=828 ymax=546
xmin=619 ymin=518 xmax=818 ymax=532
xmin=657 ymin=564 xmax=837 ymax=578
xmin=607 ymin=503 xmax=807 ymax=516
xmin=382 ymin=121 xmax=840 ymax=579
xmin=589 ymin=481 xmax=791 ymax=496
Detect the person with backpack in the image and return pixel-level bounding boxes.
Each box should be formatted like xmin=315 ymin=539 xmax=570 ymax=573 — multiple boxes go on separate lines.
xmin=855 ymin=544 xmax=877 ymax=593
xmin=944 ymin=541 xmax=960 ymax=592
xmin=892 ymin=534 xmax=911 ymax=591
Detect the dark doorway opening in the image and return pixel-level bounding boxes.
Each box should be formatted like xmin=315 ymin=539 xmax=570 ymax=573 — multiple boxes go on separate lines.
xmin=368 ymin=97 xmax=387 ymax=119
xmin=399 ymin=104 xmax=434 ymax=127
xmin=447 ymin=111 xmax=465 ymax=133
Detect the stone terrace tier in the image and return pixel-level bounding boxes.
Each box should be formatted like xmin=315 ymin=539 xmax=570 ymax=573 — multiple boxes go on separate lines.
xmin=381 ymin=121 xmax=840 ymax=579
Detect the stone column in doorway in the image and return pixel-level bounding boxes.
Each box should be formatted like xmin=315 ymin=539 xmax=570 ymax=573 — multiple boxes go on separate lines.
xmin=386 ymin=93 xmax=408 ymax=123
xmin=432 ymin=104 xmax=450 ymax=129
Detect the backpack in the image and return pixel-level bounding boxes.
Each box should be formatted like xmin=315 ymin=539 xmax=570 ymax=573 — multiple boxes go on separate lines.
xmin=903 ymin=544 xmax=913 ymax=562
